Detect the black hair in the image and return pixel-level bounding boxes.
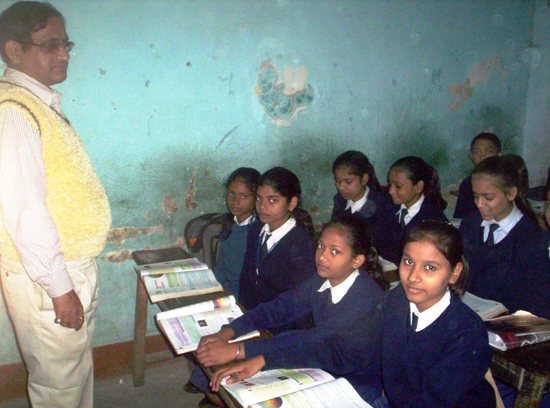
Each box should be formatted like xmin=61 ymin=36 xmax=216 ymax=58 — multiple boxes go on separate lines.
xmin=225 ymin=167 xmax=261 ymax=193
xmin=470 ymin=132 xmax=502 ymax=153
xmin=321 ymin=214 xmax=388 ymax=291
xmin=0 ymin=1 xmax=64 ymax=63
xmin=259 ymin=167 xmax=313 ymax=235
xmin=472 ymin=155 xmax=538 ymax=223
xmin=332 ymin=150 xmax=383 ymax=191
xmin=503 ymin=154 xmax=529 ymax=199
xmin=400 ymin=220 xmax=468 ymax=297
xmin=389 ymin=156 xmax=447 ymax=210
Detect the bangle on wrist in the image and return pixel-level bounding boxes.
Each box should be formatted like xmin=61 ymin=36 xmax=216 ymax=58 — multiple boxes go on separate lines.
xmin=235 ymin=343 xmax=241 ymax=361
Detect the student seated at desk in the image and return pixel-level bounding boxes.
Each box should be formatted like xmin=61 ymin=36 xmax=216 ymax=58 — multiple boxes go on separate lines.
xmin=213 ymin=167 xmax=260 ymax=299
xmin=330 ymin=150 xmax=391 ymax=227
xmin=454 ymin=132 xmax=501 ymax=218
xmin=460 ymin=155 xmax=550 ymax=319
xmin=198 ymin=215 xmax=386 ymax=405
xmin=238 ymin=167 xmax=316 ymax=328
xmin=375 ymin=156 xmax=448 ymax=264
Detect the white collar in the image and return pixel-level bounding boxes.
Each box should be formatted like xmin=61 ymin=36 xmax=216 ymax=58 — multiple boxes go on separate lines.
xmin=344 ymin=187 xmax=369 ymax=214
xmin=409 ymin=289 xmax=451 ymax=332
xmin=396 ymin=194 xmax=425 ymax=225
xmin=317 ymin=270 xmax=360 ymax=304
xmin=5 ymin=68 xmax=63 ymax=111
xmin=234 ymin=214 xmax=255 ymax=226
xmin=480 ymin=203 xmax=523 ymax=236
xmin=259 ymin=217 xmax=296 ymax=250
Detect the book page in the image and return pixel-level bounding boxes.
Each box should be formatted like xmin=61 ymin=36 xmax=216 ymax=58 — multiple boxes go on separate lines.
xmin=142 ymin=268 xmax=222 ymax=301
xmin=461 ymin=291 xmax=508 ymax=321
xmin=136 ymin=258 xmax=208 ymax=275
xmin=223 ymin=368 xmax=335 ymax=407
xmin=156 ymin=296 xmax=235 ymax=320
xmin=487 ymin=311 xmax=550 ymax=350
xmin=250 ymin=378 xmax=372 ymax=408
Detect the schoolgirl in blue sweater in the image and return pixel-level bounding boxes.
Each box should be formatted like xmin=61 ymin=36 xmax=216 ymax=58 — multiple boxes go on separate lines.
xmin=213 ymin=167 xmax=260 ymax=299
xmin=331 ymin=150 xmax=391 ymax=227
xmin=460 ymin=155 xmax=550 ymax=319
xmin=375 ymin=156 xmax=448 ymax=264
xmin=197 ymin=215 xmax=387 ymax=405
xmin=382 ymin=221 xmax=495 ymax=407
xmin=238 ymin=167 xmax=316 ymax=316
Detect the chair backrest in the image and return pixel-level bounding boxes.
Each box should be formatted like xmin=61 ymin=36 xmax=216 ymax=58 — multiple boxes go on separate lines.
xmin=184 ymin=212 xmax=229 ymax=269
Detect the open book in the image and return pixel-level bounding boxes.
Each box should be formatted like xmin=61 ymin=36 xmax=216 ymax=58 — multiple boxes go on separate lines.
xmin=156 ymin=295 xmax=259 ymax=354
xmin=461 ymin=291 xmax=508 ymax=321
xmin=486 ymin=311 xmax=550 ymax=351
xmin=222 ymin=368 xmax=371 ymax=408
xmin=136 ymin=258 xmax=223 ymax=303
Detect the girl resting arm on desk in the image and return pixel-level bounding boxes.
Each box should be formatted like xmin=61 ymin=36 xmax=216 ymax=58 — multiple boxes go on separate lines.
xmin=196 ymin=215 xmax=386 ymax=404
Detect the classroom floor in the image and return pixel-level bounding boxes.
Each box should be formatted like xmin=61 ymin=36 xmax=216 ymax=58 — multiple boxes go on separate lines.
xmin=0 ymin=357 xmax=204 ymax=408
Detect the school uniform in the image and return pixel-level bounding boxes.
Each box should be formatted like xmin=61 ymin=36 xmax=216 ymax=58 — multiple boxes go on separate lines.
xmin=213 ymin=214 xmax=255 ymax=299
xmin=330 ymin=188 xmax=391 ymax=229
xmin=454 ymin=175 xmax=477 ymax=218
xmin=460 ymin=207 xmax=550 ymax=318
xmin=230 ymin=271 xmax=384 ymax=404
xmin=375 ymin=196 xmax=448 ymax=264
xmin=382 ymin=285 xmax=495 ymax=408
xmin=239 ymin=218 xmax=316 ymax=324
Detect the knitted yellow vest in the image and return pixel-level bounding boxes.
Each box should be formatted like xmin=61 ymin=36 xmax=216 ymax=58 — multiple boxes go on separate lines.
xmin=0 ymin=80 xmax=111 ymax=262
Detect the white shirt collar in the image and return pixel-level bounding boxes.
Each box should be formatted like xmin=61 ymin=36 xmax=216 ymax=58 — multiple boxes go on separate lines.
xmin=5 ymin=68 xmax=63 ymax=112
xmin=317 ymin=270 xmax=360 ymax=304
xmin=259 ymin=217 xmax=296 ymax=251
xmin=409 ymin=289 xmax=451 ymax=332
xmin=396 ymin=194 xmax=425 ymax=226
xmin=344 ymin=187 xmax=369 ymax=214
xmin=480 ymin=203 xmax=523 ymax=244
xmin=234 ymin=214 xmax=255 ymax=227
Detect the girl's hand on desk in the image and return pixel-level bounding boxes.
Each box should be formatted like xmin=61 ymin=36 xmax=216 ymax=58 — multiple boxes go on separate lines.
xmin=197 ymin=327 xmax=235 ymax=348
xmin=210 ymin=356 xmax=266 ymax=392
xmin=196 ymin=341 xmax=239 ymax=367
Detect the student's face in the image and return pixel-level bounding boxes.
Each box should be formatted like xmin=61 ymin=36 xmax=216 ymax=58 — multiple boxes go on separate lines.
xmin=399 ymin=240 xmax=462 ymax=313
xmin=388 ymin=169 xmax=423 ymax=208
xmin=6 ymin=17 xmax=69 ymax=87
xmin=470 ymin=139 xmax=499 ymax=166
xmin=226 ymin=180 xmax=255 ymax=223
xmin=316 ymin=226 xmax=364 ymax=287
xmin=255 ymin=185 xmax=297 ymax=231
xmin=472 ymin=174 xmax=516 ymax=222
xmin=333 ymin=167 xmax=368 ymax=202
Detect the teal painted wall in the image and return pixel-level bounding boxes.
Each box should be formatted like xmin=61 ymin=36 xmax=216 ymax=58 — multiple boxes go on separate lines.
xmin=0 ymin=0 xmax=547 ymax=365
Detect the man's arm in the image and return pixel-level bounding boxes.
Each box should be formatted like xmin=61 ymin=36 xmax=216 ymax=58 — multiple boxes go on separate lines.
xmin=0 ymin=106 xmax=83 ymax=329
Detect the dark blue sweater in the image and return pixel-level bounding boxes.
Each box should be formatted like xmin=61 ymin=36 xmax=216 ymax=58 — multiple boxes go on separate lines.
xmin=460 ymin=212 xmax=550 ymax=318
xmin=374 ymin=198 xmax=448 ymax=264
xmin=239 ymin=221 xmax=316 ymax=312
xmin=230 ymin=272 xmax=384 ymax=404
xmin=330 ymin=189 xmax=392 ymax=228
xmin=454 ymin=175 xmax=477 ymax=218
xmin=213 ymin=220 xmax=253 ymax=300
xmin=382 ymin=286 xmax=495 ymax=408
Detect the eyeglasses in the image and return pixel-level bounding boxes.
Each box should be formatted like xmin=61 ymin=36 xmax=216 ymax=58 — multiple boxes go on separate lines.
xmin=17 ymin=39 xmax=74 ymax=54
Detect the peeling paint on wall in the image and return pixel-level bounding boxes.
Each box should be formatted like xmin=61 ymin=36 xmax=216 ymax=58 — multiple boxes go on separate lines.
xmin=185 ymin=167 xmax=199 ymax=211
xmin=103 ymin=248 xmax=133 ymax=263
xmin=162 ymin=195 xmax=178 ymax=213
xmin=448 ymin=56 xmax=505 ymax=110
xmin=255 ymin=59 xmax=314 ymax=127
xmin=107 ymin=225 xmax=164 ymax=245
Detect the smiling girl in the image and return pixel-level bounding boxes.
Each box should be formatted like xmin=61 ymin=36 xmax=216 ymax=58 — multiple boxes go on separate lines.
xmin=382 ymin=221 xmax=495 ymax=407
xmin=197 ymin=215 xmax=386 ymax=405
xmin=460 ymin=155 xmax=550 ymax=318
xmin=238 ymin=167 xmax=316 ymax=324
xmin=375 ymin=156 xmax=448 ymax=264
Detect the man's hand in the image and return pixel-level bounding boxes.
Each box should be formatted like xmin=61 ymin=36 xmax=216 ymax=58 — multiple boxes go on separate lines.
xmin=52 ymin=290 xmax=84 ymax=330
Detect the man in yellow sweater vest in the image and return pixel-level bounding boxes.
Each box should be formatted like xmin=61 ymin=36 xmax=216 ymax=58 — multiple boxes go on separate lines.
xmin=0 ymin=3 xmax=111 ymax=407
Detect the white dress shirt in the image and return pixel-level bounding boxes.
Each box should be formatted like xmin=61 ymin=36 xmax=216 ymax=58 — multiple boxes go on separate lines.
xmin=481 ymin=203 xmax=523 ymax=245
xmin=409 ymin=289 xmax=451 ymax=332
xmin=317 ymin=269 xmax=360 ymax=304
xmin=0 ymin=68 xmax=73 ymax=297
xmin=259 ymin=217 xmax=296 ymax=253
xmin=396 ymin=194 xmax=425 ymax=226
xmin=345 ymin=187 xmax=369 ymax=214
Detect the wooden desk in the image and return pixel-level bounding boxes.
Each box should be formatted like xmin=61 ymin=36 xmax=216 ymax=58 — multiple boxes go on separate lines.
xmin=131 ymin=247 xmax=223 ymax=386
xmin=490 ymin=342 xmax=550 ymax=407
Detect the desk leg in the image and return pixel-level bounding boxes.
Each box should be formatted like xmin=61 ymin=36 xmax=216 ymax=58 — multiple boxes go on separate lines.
xmin=514 ymin=374 xmax=545 ymax=408
xmin=132 ymin=275 xmax=148 ymax=386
